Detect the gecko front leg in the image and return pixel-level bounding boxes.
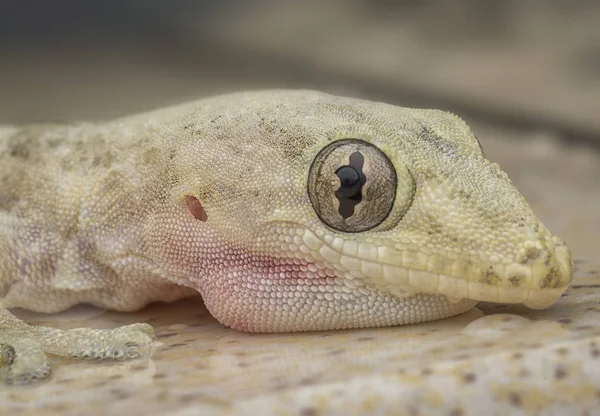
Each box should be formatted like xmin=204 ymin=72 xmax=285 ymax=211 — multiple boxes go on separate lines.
xmin=0 ymin=306 xmax=154 ymax=385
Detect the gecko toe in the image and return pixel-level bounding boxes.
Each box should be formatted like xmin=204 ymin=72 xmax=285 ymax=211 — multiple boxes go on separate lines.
xmin=98 ymin=325 xmax=155 ymax=360
xmin=0 ymin=334 xmax=52 ymax=385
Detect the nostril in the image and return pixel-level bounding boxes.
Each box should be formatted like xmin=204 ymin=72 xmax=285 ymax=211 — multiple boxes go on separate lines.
xmin=525 ymin=246 xmax=541 ymax=261
xmin=516 ymin=241 xmax=544 ymax=265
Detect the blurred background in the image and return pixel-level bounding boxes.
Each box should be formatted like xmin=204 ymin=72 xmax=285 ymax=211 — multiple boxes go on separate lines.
xmin=1 ymin=0 xmax=599 ymax=256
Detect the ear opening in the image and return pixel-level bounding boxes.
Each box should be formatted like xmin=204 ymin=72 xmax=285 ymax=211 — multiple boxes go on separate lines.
xmin=186 ymin=195 xmax=208 ymax=222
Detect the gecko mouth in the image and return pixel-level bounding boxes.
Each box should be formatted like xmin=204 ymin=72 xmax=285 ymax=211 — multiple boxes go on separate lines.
xmin=302 ymin=229 xmax=573 ymax=310
xmin=379 ymin=265 xmax=570 ymax=309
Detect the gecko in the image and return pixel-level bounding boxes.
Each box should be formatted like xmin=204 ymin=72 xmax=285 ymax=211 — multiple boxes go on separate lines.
xmin=0 ymin=90 xmax=573 ymax=385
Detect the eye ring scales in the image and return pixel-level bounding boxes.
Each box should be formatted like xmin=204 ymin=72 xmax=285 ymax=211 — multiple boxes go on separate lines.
xmin=307 ymin=139 xmax=398 ymax=233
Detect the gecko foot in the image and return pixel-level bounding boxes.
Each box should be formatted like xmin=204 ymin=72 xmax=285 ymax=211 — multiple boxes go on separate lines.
xmin=0 ymin=335 xmax=51 ymax=385
xmin=1 ymin=308 xmax=155 ymax=385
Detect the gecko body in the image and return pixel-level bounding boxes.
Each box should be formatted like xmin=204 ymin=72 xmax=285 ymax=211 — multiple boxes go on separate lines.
xmin=0 ymin=90 xmax=573 ymax=384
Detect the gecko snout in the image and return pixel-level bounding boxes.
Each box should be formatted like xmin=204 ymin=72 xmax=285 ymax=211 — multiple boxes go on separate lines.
xmin=518 ymin=232 xmax=573 ymax=309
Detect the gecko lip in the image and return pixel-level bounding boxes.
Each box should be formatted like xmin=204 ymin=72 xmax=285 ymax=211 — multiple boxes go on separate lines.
xmin=389 ymin=242 xmax=572 ymax=309
xmin=304 ymin=228 xmax=573 ymax=310
xmin=380 ymin=267 xmax=569 ymax=309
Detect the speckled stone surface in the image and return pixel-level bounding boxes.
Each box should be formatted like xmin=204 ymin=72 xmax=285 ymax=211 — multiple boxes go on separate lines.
xmin=1 ymin=129 xmax=600 ymax=416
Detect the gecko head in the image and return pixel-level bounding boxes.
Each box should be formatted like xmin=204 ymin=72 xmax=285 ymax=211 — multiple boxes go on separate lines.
xmin=301 ymin=119 xmax=573 ymax=311
xmin=164 ymin=90 xmax=573 ymax=331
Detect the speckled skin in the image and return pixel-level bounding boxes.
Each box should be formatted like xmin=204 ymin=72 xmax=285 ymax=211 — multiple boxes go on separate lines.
xmin=0 ymin=90 xmax=572 ymax=384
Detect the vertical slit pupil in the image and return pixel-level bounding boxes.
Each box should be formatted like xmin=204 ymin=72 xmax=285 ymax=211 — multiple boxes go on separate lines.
xmin=335 ymin=151 xmax=366 ymax=219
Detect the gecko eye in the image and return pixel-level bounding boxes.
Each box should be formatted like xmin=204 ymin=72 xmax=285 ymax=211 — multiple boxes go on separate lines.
xmin=308 ymin=139 xmax=401 ymax=233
